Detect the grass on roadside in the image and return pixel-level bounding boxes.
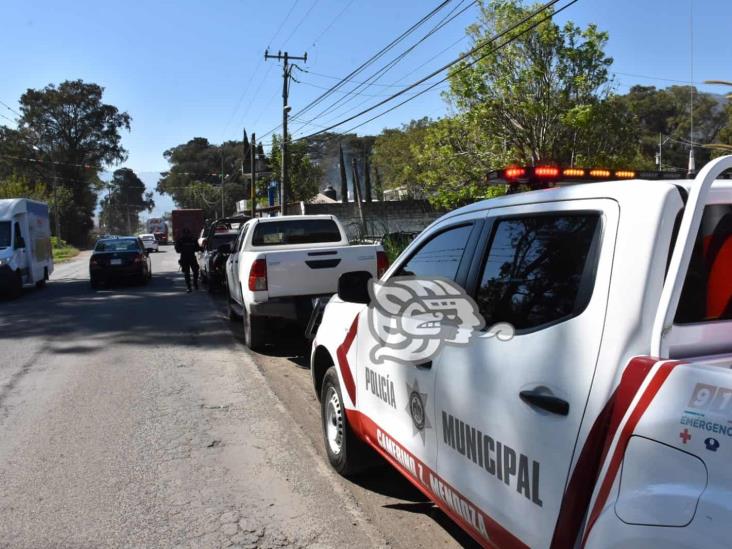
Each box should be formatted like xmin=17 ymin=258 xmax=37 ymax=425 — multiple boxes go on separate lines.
xmin=51 ymin=236 xmax=80 ymax=263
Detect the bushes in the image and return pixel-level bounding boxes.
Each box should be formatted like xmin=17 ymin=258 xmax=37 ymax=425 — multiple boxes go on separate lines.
xmin=51 ymin=236 xmax=80 ymax=262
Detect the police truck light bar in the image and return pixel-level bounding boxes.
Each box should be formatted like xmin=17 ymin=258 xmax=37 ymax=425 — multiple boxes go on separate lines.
xmin=485 ymin=164 xmax=732 ymax=188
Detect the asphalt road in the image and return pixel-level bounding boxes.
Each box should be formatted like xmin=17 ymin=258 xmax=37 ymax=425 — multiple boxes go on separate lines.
xmin=0 ymin=247 xmax=475 ymax=548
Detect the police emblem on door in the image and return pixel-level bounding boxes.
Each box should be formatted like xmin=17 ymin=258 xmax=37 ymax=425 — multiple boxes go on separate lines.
xmin=406 ymin=379 xmax=430 ymax=442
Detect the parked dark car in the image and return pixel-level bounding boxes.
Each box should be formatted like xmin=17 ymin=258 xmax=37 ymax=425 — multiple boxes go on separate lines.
xmin=90 ymin=237 xmax=152 ymax=289
xmin=198 ymin=216 xmax=249 ymax=292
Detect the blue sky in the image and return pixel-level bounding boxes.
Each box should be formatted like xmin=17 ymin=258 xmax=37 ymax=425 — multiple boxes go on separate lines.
xmin=1 ymin=0 xmax=731 ymax=216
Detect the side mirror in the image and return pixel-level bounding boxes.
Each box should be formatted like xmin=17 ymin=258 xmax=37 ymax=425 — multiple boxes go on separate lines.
xmin=337 ymin=271 xmax=372 ymax=304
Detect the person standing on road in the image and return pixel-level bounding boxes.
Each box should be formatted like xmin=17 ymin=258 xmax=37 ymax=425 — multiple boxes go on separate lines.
xmin=174 ymin=227 xmax=201 ymax=293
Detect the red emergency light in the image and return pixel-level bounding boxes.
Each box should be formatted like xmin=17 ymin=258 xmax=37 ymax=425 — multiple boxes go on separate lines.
xmin=535 ymin=166 xmax=560 ymax=178
xmin=504 ymin=166 xmax=526 ymax=180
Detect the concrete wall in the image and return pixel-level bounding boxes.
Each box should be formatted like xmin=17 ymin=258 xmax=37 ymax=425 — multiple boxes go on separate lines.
xmin=285 ymin=200 xmax=444 ymax=240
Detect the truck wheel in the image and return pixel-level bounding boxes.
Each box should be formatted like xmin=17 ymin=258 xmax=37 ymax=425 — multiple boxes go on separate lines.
xmin=321 ymin=367 xmax=375 ymax=476
xmin=11 ymin=271 xmax=23 ymax=298
xmin=35 ymin=268 xmax=48 ymax=289
xmin=242 ymin=309 xmax=265 ymax=350
xmin=90 ymin=277 xmax=99 ymax=290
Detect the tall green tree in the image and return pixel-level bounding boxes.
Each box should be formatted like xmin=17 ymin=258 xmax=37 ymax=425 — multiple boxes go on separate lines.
xmin=157 ymin=137 xmax=250 ymax=219
xmin=446 ymin=0 xmax=634 ymax=166
xmin=270 ymin=134 xmax=322 ymax=202
xmin=100 ymin=168 xmax=154 ymax=234
xmin=0 ymin=80 xmax=131 ymax=245
xmin=371 ymin=118 xmax=432 ymax=197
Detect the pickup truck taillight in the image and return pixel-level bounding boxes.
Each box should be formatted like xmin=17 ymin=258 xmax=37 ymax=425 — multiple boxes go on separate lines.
xmin=376 ymin=251 xmax=389 ymax=278
xmin=248 ymin=258 xmax=267 ymax=291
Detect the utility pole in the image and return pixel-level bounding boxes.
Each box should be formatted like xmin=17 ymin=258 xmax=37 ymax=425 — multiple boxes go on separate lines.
xmin=339 ymin=144 xmax=348 ymax=204
xmin=351 ymin=157 xmax=366 ymax=237
xmin=265 ymin=49 xmax=307 ymax=215
xmin=250 ymin=132 xmax=257 ymax=218
xmin=52 ymin=168 xmax=61 ymax=239
xmin=220 ymin=154 xmax=225 ymax=218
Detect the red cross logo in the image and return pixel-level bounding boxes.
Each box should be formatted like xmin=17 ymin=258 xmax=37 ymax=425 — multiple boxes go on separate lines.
xmin=679 ymin=428 xmax=692 ymax=444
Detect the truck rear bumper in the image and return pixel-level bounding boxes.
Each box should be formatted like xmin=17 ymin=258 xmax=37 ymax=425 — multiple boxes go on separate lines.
xmin=250 ymin=294 xmax=332 ymax=323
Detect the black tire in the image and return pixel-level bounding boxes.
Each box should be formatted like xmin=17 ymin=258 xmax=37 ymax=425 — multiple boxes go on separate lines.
xmin=242 ymin=308 xmax=266 ymax=350
xmin=35 ymin=268 xmax=48 ymax=289
xmin=10 ymin=271 xmax=23 ymax=298
xmin=90 ymin=276 xmax=100 ymax=290
xmin=320 ymin=367 xmax=373 ymax=476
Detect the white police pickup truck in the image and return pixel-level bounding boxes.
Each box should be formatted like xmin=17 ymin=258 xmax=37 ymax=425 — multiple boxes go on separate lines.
xmin=310 ymin=156 xmax=732 ymax=548
xmin=225 ymin=215 xmax=387 ymax=350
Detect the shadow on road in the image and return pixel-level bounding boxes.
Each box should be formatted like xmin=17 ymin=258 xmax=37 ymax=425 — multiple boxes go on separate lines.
xmin=0 ymin=270 xmax=230 ymax=351
xmin=211 ymin=290 xmax=480 ymax=548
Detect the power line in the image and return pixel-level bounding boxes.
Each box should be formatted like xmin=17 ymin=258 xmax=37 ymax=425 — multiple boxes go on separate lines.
xmin=0 ymin=99 xmax=21 ymax=118
xmin=613 ymin=71 xmax=697 ymax=85
xmin=268 ymin=0 xmax=299 ymax=49
xmin=309 ymin=0 xmax=356 ymax=48
xmin=287 ymin=0 xmax=454 ymax=125
xmin=238 ymin=64 xmax=275 ymax=126
xmin=296 ymin=0 xmax=569 ymax=142
xmin=259 ymin=0 xmax=454 ymax=141
xmin=301 ymin=69 xmax=437 ymax=88
xmin=281 ymin=0 xmax=321 ymax=46
xmin=294 ymin=0 xmax=477 ymax=132
xmin=220 ymin=0 xmax=300 ymax=139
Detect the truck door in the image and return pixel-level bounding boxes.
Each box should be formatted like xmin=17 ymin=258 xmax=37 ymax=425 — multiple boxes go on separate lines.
xmin=354 ymin=220 xmax=482 ymax=494
xmin=434 ymin=200 xmax=618 ymax=548
xmin=228 ymin=224 xmax=248 ymax=305
xmin=13 ymin=219 xmax=29 ymax=282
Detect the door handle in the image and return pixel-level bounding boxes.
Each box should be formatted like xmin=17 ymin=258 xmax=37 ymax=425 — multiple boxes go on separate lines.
xmin=519 ymin=389 xmax=569 ymax=416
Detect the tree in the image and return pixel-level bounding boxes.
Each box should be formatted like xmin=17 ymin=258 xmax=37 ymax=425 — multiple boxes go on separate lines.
xmin=0 ymin=174 xmax=51 ymax=202
xmin=0 ymin=80 xmax=131 ymax=245
xmin=157 ymin=137 xmax=250 ymax=219
xmin=100 ymin=168 xmax=154 ymax=234
xmin=413 ymin=115 xmax=510 ymax=208
xmin=371 ymin=118 xmax=432 ymax=196
xmin=446 ymin=0 xmax=634 ymax=166
xmin=270 ymin=134 xmax=322 ymax=202
xmin=620 ymin=85 xmax=728 ymax=169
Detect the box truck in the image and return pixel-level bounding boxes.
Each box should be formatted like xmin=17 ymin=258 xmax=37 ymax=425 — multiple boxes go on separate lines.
xmin=171 ymin=209 xmax=204 ymax=243
xmin=0 ymin=199 xmax=54 ymax=295
xmin=146 ymin=217 xmax=169 ymax=244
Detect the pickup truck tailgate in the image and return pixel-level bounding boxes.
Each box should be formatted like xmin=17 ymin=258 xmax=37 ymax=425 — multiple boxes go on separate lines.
xmin=265 ymin=246 xmax=379 ymax=298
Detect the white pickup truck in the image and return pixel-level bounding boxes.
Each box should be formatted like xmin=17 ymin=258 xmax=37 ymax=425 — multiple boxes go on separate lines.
xmin=310 ymin=156 xmax=732 ymax=548
xmin=225 ymin=215 xmax=387 ymax=350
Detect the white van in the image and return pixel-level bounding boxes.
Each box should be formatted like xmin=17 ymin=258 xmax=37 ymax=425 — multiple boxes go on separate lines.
xmin=0 ymin=199 xmax=54 ymax=295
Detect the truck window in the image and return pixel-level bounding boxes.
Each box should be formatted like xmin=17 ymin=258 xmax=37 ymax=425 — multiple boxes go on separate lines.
xmin=236 ymin=224 xmax=249 ymax=251
xmin=396 ymin=224 xmax=472 ymax=280
xmin=476 ymin=213 xmax=601 ymax=331
xmin=676 ymin=204 xmax=732 ymax=323
xmin=0 ymin=221 xmax=10 ymax=249
xmin=13 ymin=222 xmax=23 ymax=249
xmin=251 ymin=219 xmax=341 ymax=246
